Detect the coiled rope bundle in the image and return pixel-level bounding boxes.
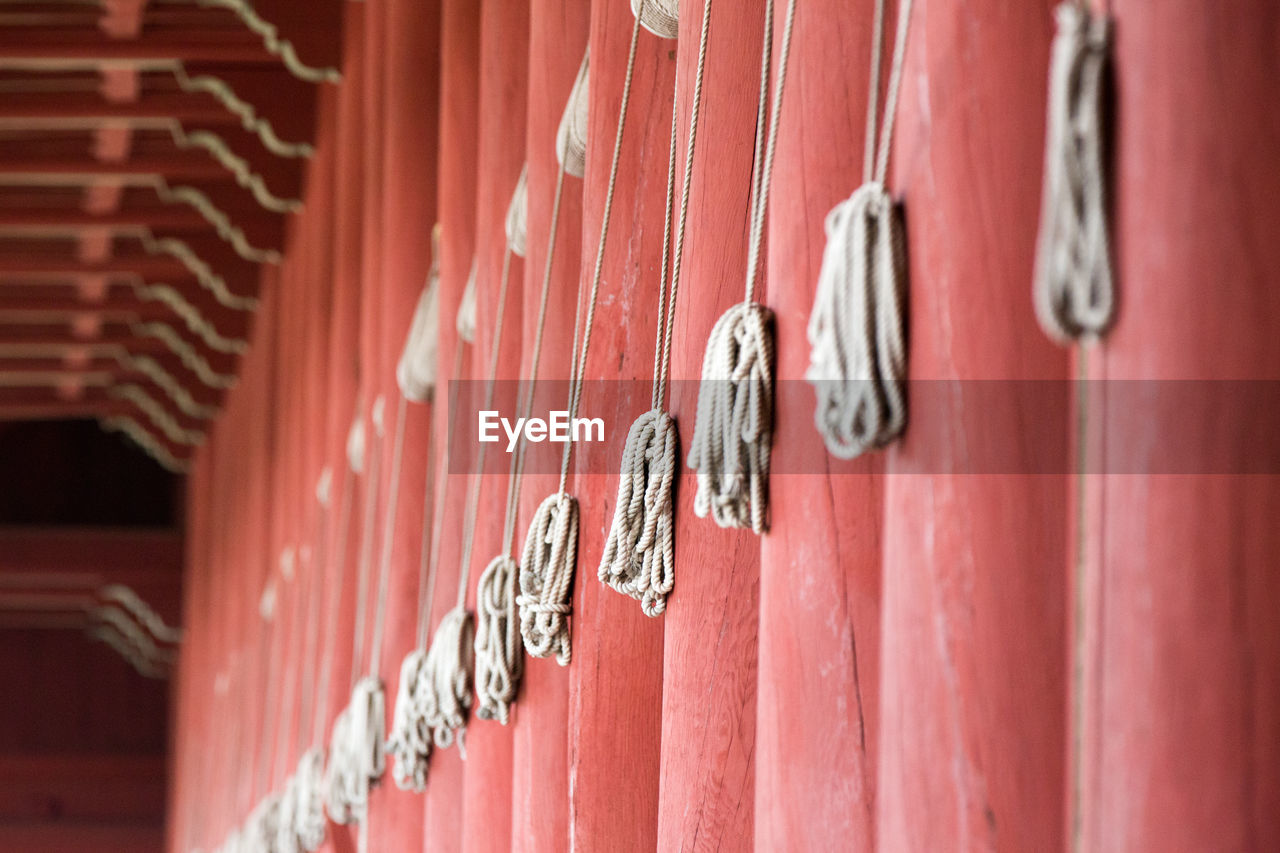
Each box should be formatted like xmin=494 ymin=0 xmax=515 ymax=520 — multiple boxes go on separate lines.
xmin=475 ymin=176 xmax=544 ymax=722
xmin=555 ymin=53 xmax=591 ymax=179
xmin=599 ymin=0 xmax=712 ymax=615
xmin=273 ymin=773 xmax=301 ymax=853
xmin=386 ymin=648 xmax=432 ymax=791
xmin=397 ymin=225 xmax=443 ymax=403
xmin=687 ymin=0 xmax=796 ymax=535
xmin=806 ymin=0 xmax=913 ymax=458
xmin=456 ymin=256 xmax=479 ymax=344
xmin=1033 ymin=0 xmax=1113 ymax=343
xmin=520 ymin=34 xmax=642 ymax=660
xmin=417 ymin=605 xmax=475 ymax=748
xmin=293 ymin=747 xmax=327 ymax=850
xmin=505 ymin=165 xmax=529 ymax=258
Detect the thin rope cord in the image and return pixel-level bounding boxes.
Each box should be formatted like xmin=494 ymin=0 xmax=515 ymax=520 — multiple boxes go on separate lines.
xmin=805 ymin=0 xmax=914 ymax=460
xmin=598 ymin=0 xmax=714 ymax=616
xmin=555 ymin=30 xmax=639 ymax=493
xmin=494 ymin=163 xmax=565 ymax=550
xmin=455 ymin=249 xmax=515 ymax=609
xmin=349 ymin=404 xmax=384 ymax=693
xmin=367 ymin=394 xmax=408 ymax=672
xmin=654 ymin=0 xmax=713 ymax=406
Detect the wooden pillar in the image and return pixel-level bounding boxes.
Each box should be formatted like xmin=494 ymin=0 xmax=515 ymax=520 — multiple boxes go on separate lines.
xmin=566 ymin=2 xmax=673 ymax=849
xmin=423 ymin=0 xmax=480 ymax=849
xmin=510 ymin=2 xmax=588 ymax=851
xmin=658 ymin=0 xmax=765 ymax=848
xmin=877 ymin=1 xmax=1069 ymax=849
xmin=365 ymin=0 xmax=442 ymax=848
xmin=1075 ymin=2 xmax=1280 ymax=849
xmin=459 ymin=0 xmax=527 ymax=850
xmin=755 ymin=1 xmax=883 ymax=849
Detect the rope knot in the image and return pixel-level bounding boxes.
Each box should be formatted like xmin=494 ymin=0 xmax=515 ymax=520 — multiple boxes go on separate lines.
xmin=806 ymin=180 xmax=908 ymax=459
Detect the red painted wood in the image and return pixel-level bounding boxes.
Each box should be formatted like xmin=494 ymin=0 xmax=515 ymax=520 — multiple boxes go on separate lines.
xmin=657 ymin=0 xmax=764 ymax=849
xmin=1075 ymin=3 xmax=1280 ymax=849
xmin=422 ymin=0 xmax=480 ymax=849
xmin=877 ymin=1 xmax=1069 ymax=850
xmin=565 ymin=3 xmax=673 ymax=850
xmin=364 ymin=0 xmax=441 ymax=848
xmin=755 ymin=2 xmax=883 ymax=849
xmin=459 ymin=1 xmax=527 ymax=850
xmin=509 ymin=2 xmax=588 ymax=851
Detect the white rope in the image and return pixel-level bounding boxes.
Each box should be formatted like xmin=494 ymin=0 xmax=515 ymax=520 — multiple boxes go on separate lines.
xmin=273 ymin=774 xmax=301 ymax=853
xmin=688 ymin=0 xmax=797 ymax=534
xmin=519 ymin=29 xmax=643 ymax=661
xmin=505 ymin=166 xmax=529 ymax=258
xmin=397 ymin=224 xmax=442 ymax=403
xmin=1034 ymin=0 xmax=1113 ymax=343
xmin=419 ymin=222 xmax=519 ymax=749
xmin=555 ymin=53 xmax=591 ymax=179
xmin=456 ymin=256 xmax=479 ymax=344
xmin=631 ymin=0 xmax=679 ymax=39
xmin=806 ymin=0 xmax=914 ymax=459
xmin=293 ymin=747 xmax=327 ymax=851
xmin=599 ymin=0 xmax=712 ymax=616
xmin=477 ymin=167 xmax=568 ymax=717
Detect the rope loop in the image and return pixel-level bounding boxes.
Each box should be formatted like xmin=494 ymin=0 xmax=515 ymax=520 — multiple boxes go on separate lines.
xmin=416 ymin=605 xmax=475 ymax=751
xmin=599 ymin=409 xmax=677 ymax=616
xmin=1034 ymin=1 xmax=1113 ymax=343
xmin=807 ymin=181 xmax=908 ymax=458
xmin=474 ymin=554 xmax=522 ymax=724
xmin=293 ymin=747 xmax=327 ymax=851
xmin=517 ymin=492 xmax=578 ymax=664
xmin=688 ymin=303 xmax=774 ymax=533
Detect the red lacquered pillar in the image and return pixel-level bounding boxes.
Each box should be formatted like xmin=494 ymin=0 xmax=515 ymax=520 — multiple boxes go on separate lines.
xmin=1075 ymin=2 xmax=1280 ymax=849
xmin=755 ymin=1 xmax=884 ymax=849
xmin=657 ymin=0 xmax=765 ymax=848
xmin=877 ymin=1 xmax=1069 ymax=850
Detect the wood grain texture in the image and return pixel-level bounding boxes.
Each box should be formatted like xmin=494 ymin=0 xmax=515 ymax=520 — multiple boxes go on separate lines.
xmin=878 ymin=1 xmax=1069 ymax=850
xmin=1076 ymin=3 xmax=1280 ymax=850
xmin=566 ymin=2 xmax=674 ymax=850
xmin=755 ymin=1 xmax=883 ymax=849
xmin=656 ymin=0 xmax=765 ymax=850
xmin=459 ymin=0 xmax=528 ymax=851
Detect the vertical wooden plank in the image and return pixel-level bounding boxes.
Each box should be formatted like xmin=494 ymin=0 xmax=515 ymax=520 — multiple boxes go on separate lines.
xmin=567 ymin=2 xmax=672 ymax=849
xmin=460 ymin=0 xmax=528 ymax=850
xmin=511 ymin=1 xmax=588 ymax=851
xmin=423 ymin=0 xmax=481 ymax=849
xmin=658 ymin=0 xmax=765 ymax=848
xmin=755 ymin=1 xmax=882 ymax=849
xmin=877 ymin=1 xmax=1069 ymax=850
xmin=1076 ymin=3 xmax=1280 ymax=850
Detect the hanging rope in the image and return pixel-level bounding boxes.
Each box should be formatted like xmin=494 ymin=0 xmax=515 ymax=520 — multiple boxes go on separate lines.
xmin=418 ymin=227 xmax=521 ymax=753
xmin=387 ymin=339 xmax=460 ymax=792
xmin=397 ymin=225 xmax=443 ymax=403
xmin=687 ymin=0 xmax=798 ymax=534
xmin=806 ymin=0 xmax=913 ymax=459
xmin=476 ymin=163 xmax=568 ymax=720
xmin=598 ymin=0 xmax=712 ymax=617
xmin=555 ymin=53 xmax=591 ymax=179
xmin=506 ymin=165 xmax=529 ymax=258
xmin=631 ymin=0 xmax=679 ymax=39
xmin=1034 ymin=0 xmax=1113 ymax=343
xmin=519 ymin=35 xmax=640 ymax=664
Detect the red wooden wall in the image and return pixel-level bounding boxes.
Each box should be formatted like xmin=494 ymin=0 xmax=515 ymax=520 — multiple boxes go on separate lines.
xmin=167 ymin=2 xmax=1280 ymax=852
